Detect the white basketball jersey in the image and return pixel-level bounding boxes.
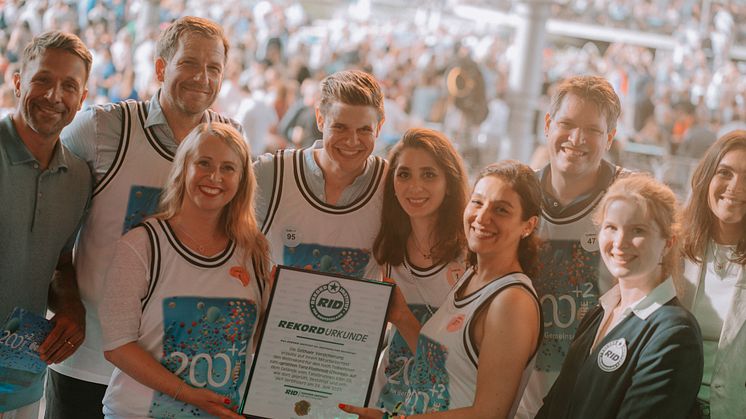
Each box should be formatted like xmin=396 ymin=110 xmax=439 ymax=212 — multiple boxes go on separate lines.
xmin=261 ymin=148 xmax=386 ymax=280
xmin=371 ymin=258 xmax=465 ymax=412
xmin=402 ymin=269 xmax=540 ymax=415
xmin=52 ymin=100 xmax=232 ymax=384
xmin=102 ymin=219 xmax=263 ymax=418
xmin=517 ymin=165 xmax=625 ymax=418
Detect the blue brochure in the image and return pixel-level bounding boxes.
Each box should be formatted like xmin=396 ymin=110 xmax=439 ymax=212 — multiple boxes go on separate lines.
xmin=0 ymin=307 xmax=53 ymax=409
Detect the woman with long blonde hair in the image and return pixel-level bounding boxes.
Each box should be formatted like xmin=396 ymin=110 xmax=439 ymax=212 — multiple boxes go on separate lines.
xmin=99 ymin=122 xmax=268 ymax=418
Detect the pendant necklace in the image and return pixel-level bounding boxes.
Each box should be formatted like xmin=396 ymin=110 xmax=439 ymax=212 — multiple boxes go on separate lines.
xmin=173 ymin=220 xmax=220 ymax=254
xmin=712 ymin=243 xmax=733 ymax=275
xmin=410 ymin=233 xmax=432 ymax=260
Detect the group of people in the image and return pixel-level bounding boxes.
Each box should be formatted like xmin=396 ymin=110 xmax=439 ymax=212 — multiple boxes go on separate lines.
xmin=1 ymin=14 xmax=745 ymax=419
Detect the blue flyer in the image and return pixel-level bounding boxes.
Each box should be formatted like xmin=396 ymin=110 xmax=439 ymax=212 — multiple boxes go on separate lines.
xmin=0 ymin=307 xmax=52 ymax=411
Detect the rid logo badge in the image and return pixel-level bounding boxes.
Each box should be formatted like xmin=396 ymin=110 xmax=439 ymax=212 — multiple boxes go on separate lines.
xmin=597 ymin=338 xmax=627 ymax=372
xmin=309 ymin=280 xmax=350 ymax=322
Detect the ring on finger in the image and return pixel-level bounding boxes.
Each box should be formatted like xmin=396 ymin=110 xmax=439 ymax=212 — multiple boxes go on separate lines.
xmin=65 ymin=339 xmax=75 ymax=348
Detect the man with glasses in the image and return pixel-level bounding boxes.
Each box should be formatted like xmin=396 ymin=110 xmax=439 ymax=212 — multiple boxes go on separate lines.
xmin=518 ymin=75 xmax=628 ymax=418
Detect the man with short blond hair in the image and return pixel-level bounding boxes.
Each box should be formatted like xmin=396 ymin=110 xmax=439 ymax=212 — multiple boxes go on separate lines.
xmin=1 ymin=30 xmax=92 ymax=419
xmin=254 ymin=69 xmax=386 ymax=280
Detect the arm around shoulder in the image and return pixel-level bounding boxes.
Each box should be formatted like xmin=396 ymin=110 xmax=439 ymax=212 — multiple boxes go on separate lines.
xmin=61 ymin=102 xmax=126 ymax=180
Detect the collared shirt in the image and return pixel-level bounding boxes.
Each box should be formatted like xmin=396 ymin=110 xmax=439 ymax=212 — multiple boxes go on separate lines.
xmin=253 ymin=140 xmax=379 ymax=226
xmin=535 ymin=275 xmax=703 ymax=419
xmin=592 ymin=277 xmax=678 ymax=351
xmin=1 ymin=114 xmax=90 ymax=411
xmin=62 ymin=91 xmax=245 ymax=183
xmin=61 ymin=91 xmax=179 ymax=182
xmin=0 ymin=115 xmax=91 ymax=319
xmin=538 ymin=159 xmax=618 ymax=218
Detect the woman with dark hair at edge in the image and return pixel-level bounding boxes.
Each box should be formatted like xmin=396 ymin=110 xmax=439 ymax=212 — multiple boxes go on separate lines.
xmin=680 ymin=130 xmax=746 ymax=419
xmin=341 ymin=160 xmax=543 ymax=418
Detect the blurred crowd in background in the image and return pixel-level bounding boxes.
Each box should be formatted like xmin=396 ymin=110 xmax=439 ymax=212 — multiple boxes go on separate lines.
xmin=1 ymin=0 xmax=745 ymax=193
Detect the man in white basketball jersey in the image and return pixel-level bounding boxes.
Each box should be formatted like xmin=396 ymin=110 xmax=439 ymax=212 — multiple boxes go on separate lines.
xmin=254 ymin=70 xmax=386 ymax=280
xmin=517 ymin=75 xmax=627 ymax=418
xmin=45 ymin=17 xmax=243 ymax=419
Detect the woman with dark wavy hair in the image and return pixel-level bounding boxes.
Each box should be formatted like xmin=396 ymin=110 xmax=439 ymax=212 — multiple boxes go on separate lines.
xmin=368 ymin=128 xmax=469 ymax=413
xmin=342 ymin=160 xmax=543 ymax=418
xmin=680 ymin=130 xmax=746 ymax=418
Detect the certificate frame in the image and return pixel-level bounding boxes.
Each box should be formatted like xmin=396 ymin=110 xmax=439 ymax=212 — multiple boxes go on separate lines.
xmin=241 ymin=265 xmax=393 ymax=419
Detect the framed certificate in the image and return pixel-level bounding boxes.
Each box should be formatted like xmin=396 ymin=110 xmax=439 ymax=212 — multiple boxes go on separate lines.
xmin=241 ymin=265 xmax=393 ymax=418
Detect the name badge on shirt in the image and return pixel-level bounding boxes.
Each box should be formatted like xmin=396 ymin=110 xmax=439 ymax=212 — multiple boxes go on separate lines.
xmin=283 ymin=226 xmax=300 ymax=248
xmin=580 ymin=231 xmax=600 ymax=252
xmin=597 ymin=338 xmax=627 ymax=372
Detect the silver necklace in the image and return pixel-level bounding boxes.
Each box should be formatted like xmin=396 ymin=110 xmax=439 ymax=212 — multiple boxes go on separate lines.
xmin=712 ymin=243 xmax=733 ymax=274
xmin=172 ymin=220 xmax=222 ymax=254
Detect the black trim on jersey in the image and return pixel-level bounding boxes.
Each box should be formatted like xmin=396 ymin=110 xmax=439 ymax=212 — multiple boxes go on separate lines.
xmin=93 ymin=101 xmax=132 ymax=196
xmin=403 ymin=254 xmax=449 ymax=278
xmin=140 ymin=221 xmax=161 ymax=311
xmin=541 ymin=191 xmax=605 ymax=225
xmin=463 ymin=281 xmax=543 ymax=369
xmin=453 ymin=270 xmax=522 ymax=309
xmin=159 ymin=219 xmax=235 ymax=268
xmin=540 ymin=164 xmax=626 ymax=225
xmin=293 ymin=149 xmax=385 ymax=214
xmin=260 ymin=149 xmax=285 ymax=235
xmin=207 ymin=110 xmax=228 ymax=124
xmin=251 ymin=255 xmax=264 ymax=299
xmin=137 ymin=101 xmax=174 ymax=161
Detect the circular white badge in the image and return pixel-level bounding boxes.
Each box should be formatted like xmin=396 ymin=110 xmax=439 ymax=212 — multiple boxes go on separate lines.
xmin=283 ymin=226 xmax=300 ymax=248
xmin=597 ymin=338 xmax=627 ymax=372
xmin=580 ymin=231 xmax=599 ymax=252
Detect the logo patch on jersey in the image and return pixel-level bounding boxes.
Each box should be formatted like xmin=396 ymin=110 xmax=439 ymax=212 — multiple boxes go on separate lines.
xmin=446 ymin=314 xmax=465 ymax=332
xmin=229 ymin=266 xmax=251 ymax=287
xmin=309 ymin=281 xmax=350 ymax=322
xmin=597 ymin=338 xmax=627 ymax=372
xmin=123 ymin=185 xmax=162 ymax=234
xmin=447 ymin=266 xmax=465 ymax=286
